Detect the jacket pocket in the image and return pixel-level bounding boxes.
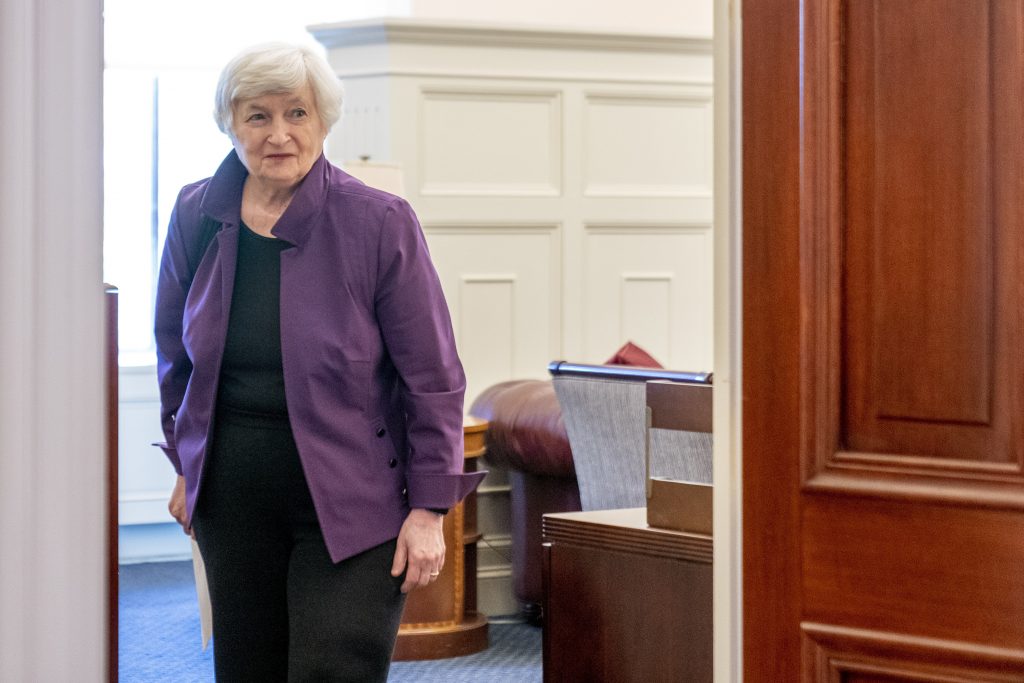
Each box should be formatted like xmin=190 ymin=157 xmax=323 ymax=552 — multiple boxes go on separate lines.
xmin=312 ymin=353 xmax=371 ymax=415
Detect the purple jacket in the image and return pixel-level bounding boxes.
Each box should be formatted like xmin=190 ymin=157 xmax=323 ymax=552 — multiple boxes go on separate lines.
xmin=155 ymin=151 xmax=485 ymax=562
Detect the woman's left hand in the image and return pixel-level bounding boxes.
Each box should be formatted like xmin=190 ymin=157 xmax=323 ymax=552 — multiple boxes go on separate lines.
xmin=391 ymin=508 xmax=446 ymax=593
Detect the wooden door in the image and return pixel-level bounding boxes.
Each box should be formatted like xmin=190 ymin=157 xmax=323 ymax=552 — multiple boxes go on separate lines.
xmin=743 ymin=0 xmax=1024 ymax=680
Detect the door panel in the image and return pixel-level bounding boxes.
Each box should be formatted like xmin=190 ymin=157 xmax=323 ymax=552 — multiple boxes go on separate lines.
xmin=842 ymin=0 xmax=1022 ymax=463
xmin=743 ymin=0 xmax=1024 ymax=679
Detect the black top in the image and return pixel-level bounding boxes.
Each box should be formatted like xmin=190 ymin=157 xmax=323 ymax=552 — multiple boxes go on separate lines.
xmin=216 ymin=222 xmax=292 ymax=416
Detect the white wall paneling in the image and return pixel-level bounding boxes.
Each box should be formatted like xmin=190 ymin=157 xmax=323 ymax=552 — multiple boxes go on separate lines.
xmin=583 ymin=90 xmax=713 ymax=198
xmin=419 ymin=89 xmax=562 ymax=196
xmin=119 ymin=366 xmax=176 ymax=527
xmin=583 ymin=224 xmax=713 ymax=370
xmin=424 ymin=224 xmax=562 ymax=404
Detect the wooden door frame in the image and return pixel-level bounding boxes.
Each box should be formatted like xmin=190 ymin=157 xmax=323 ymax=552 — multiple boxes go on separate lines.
xmin=736 ymin=0 xmax=805 ymax=677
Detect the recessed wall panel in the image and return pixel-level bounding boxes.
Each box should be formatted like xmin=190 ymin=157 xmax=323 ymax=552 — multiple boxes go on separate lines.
xmin=420 ymin=90 xmax=561 ymax=196
xmin=621 ymin=275 xmax=672 ymax=365
xmin=583 ymin=93 xmax=711 ymax=197
xmin=584 ymin=226 xmax=712 ymax=371
xmin=424 ymin=226 xmax=560 ymax=405
xmin=459 ymin=277 xmax=515 ymax=399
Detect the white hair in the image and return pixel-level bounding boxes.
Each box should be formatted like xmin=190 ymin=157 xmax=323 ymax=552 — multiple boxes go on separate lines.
xmin=214 ymin=42 xmax=344 ymax=136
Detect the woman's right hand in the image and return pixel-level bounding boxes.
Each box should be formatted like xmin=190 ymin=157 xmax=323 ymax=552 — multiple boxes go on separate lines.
xmin=168 ymin=475 xmax=191 ymax=535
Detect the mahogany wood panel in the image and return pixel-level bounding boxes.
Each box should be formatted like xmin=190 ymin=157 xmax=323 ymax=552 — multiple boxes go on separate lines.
xmin=842 ymin=0 xmax=1023 ymax=464
xmin=543 ymin=509 xmax=712 ymax=683
xmin=802 ymin=494 xmax=1024 ymax=649
xmin=742 ymin=0 xmax=803 ymax=678
xmin=802 ymin=623 xmax=1024 ymax=682
xmin=744 ymin=0 xmax=1024 ymax=679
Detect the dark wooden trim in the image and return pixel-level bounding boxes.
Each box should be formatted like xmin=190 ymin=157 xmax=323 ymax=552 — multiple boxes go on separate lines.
xmin=104 ymin=284 xmax=118 ymax=683
xmin=742 ymin=0 xmax=803 ymax=678
xmin=543 ymin=509 xmax=713 ymax=564
xmin=802 ymin=622 xmax=1024 ymax=680
xmin=805 ymin=467 xmax=1024 ymax=511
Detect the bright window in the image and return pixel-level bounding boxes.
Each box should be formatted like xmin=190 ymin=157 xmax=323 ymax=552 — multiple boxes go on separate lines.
xmin=101 ymin=0 xmax=386 ymax=365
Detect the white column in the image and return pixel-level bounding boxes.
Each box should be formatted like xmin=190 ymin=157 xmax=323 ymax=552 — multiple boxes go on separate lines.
xmin=0 ymin=0 xmax=106 ymax=680
xmin=712 ymin=0 xmax=744 ymax=680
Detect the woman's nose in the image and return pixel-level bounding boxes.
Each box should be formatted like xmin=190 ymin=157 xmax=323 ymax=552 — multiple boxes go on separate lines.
xmin=267 ymin=119 xmax=290 ymax=144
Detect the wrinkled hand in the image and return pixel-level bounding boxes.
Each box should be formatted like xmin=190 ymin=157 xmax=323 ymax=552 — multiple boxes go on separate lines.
xmin=168 ymin=475 xmax=191 ymax=536
xmin=391 ymin=508 xmax=445 ymax=593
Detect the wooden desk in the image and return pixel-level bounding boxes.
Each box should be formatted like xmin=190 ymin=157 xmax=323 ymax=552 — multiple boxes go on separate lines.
xmin=542 ymin=508 xmax=712 ymax=682
xmin=393 ymin=417 xmax=489 ymax=660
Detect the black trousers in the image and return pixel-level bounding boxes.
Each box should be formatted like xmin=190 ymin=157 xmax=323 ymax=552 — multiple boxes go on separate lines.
xmin=191 ymin=406 xmax=406 ymax=683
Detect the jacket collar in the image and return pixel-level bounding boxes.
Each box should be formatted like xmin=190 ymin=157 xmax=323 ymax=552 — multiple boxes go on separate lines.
xmin=199 ymin=149 xmax=330 ymax=247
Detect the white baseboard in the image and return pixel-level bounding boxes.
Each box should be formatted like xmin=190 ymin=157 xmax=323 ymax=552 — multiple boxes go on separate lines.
xmin=119 ymin=523 xmax=192 ymax=564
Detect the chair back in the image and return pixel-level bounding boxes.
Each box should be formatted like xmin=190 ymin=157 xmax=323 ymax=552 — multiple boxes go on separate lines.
xmin=549 ymin=361 xmax=712 ymax=511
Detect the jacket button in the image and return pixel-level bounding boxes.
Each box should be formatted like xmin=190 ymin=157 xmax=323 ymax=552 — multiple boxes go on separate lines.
xmin=389 ymin=458 xmax=398 ymax=468
xmin=376 ymin=427 xmax=386 ymax=437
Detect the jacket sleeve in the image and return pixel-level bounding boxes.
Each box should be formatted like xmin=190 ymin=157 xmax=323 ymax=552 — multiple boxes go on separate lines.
xmin=153 ymin=191 xmax=193 ymax=476
xmin=374 ymin=199 xmax=486 ymax=509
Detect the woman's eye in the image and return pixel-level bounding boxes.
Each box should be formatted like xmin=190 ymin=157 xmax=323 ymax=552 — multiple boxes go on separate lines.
xmin=291 ymin=109 xmax=307 ymax=118
xmin=246 ymin=113 xmax=265 ymax=122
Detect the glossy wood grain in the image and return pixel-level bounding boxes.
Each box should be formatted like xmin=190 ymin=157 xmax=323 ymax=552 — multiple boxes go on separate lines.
xmin=542 ymin=509 xmax=712 ymax=682
xmin=742 ymin=0 xmax=803 ymax=677
xmin=842 ymin=0 xmax=1023 ymax=463
xmin=744 ymin=0 xmax=1024 ymax=679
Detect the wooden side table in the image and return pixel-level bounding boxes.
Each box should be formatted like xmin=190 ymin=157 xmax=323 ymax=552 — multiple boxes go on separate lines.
xmin=392 ymin=417 xmax=489 ymax=660
xmin=542 ymin=508 xmax=713 ymax=682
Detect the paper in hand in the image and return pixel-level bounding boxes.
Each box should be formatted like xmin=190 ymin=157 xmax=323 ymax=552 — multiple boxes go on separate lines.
xmin=190 ymin=537 xmax=213 ymax=651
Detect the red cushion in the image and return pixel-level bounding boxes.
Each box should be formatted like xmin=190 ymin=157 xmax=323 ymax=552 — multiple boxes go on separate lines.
xmin=604 ymin=340 xmax=664 ymax=368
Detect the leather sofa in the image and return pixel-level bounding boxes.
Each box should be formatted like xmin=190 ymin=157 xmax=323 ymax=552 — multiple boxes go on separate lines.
xmin=468 ymin=379 xmax=580 ymax=623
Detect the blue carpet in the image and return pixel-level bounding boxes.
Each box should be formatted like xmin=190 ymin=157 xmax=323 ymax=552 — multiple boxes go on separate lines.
xmin=119 ymin=561 xmax=542 ymax=682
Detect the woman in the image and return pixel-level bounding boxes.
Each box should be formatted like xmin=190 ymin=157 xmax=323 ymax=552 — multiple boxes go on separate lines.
xmin=154 ymin=43 xmax=484 ymax=682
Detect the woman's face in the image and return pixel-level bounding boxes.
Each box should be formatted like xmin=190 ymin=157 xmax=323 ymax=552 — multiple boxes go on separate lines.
xmin=230 ymin=83 xmax=327 ymax=193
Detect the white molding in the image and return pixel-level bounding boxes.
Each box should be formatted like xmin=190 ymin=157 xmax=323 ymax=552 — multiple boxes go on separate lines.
xmin=476 ymin=484 xmax=513 ymax=496
xmin=337 ymin=69 xmax=712 ymax=87
xmin=0 ymin=0 xmax=106 ymax=680
xmin=585 ymin=222 xmax=712 ymax=234
xmin=462 ymin=274 xmax=518 ymax=284
xmin=583 ymin=184 xmax=712 ymax=199
xmin=418 ymin=87 xmax=563 ymax=198
xmin=582 ymin=90 xmax=714 ymax=200
xmin=583 ymin=87 xmax=714 ymax=101
xmin=420 ymin=183 xmax=561 ymax=197
xmin=622 ymin=271 xmax=674 ymax=283
xmin=423 ymin=222 xmax=561 ymax=234
xmin=310 ymin=17 xmax=713 ymax=54
xmin=713 ymin=0 xmax=743 ymax=680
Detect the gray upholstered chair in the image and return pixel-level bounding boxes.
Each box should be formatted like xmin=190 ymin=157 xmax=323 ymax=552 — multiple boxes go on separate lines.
xmin=549 ymin=362 xmax=713 ymax=511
